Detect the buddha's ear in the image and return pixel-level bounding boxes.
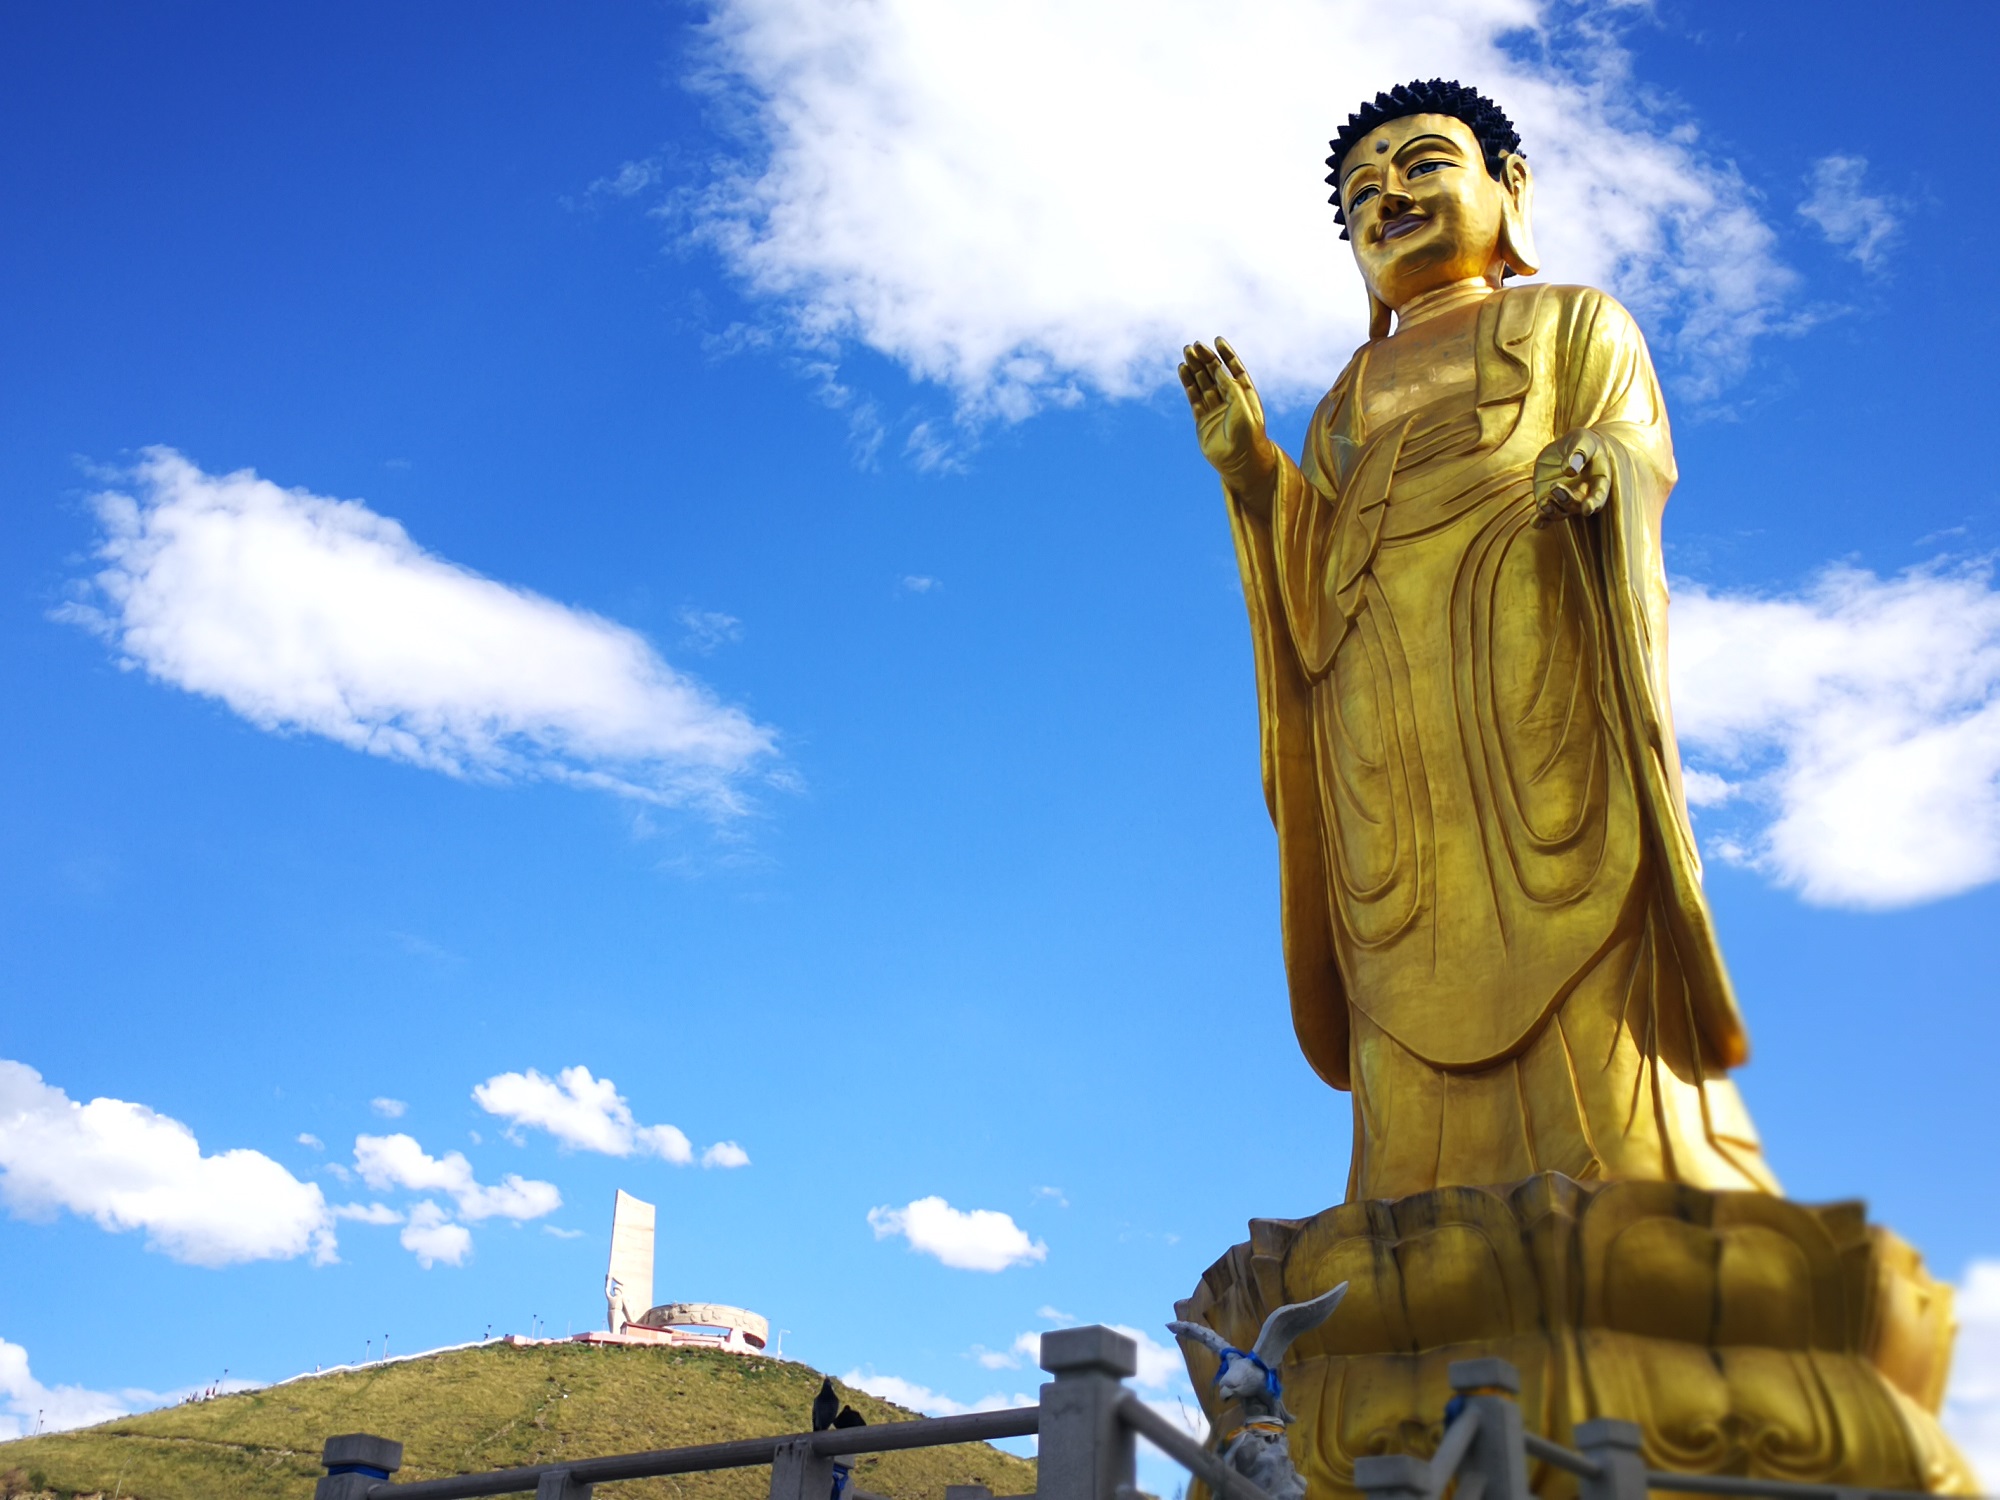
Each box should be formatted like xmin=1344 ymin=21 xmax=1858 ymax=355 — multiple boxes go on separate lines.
xmin=1497 ymin=153 xmax=1540 ymax=278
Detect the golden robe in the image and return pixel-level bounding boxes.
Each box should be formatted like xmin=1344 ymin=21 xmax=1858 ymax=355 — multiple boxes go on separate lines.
xmin=1228 ymin=284 xmax=1778 ymax=1201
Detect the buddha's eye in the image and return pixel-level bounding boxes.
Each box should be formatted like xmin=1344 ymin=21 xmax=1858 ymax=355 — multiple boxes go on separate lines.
xmin=1348 ymin=185 xmax=1379 ymax=210
xmin=1407 ymin=159 xmax=1449 ymax=178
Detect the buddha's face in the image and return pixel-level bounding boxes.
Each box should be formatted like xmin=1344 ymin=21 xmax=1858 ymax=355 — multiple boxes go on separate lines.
xmin=1337 ymin=113 xmax=1525 ymax=311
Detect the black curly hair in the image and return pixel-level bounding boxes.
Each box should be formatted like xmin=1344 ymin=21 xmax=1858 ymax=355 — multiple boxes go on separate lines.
xmin=1326 ymin=79 xmax=1522 ymax=240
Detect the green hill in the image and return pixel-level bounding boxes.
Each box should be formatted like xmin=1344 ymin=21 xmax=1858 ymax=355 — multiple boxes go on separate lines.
xmin=0 ymin=1342 xmax=1038 ymax=1500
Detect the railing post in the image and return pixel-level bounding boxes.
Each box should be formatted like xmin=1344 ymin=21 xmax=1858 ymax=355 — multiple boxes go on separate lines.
xmin=1448 ymin=1358 xmax=1529 ymax=1500
xmin=317 ymin=1434 xmax=402 ymax=1500
xmin=771 ymin=1436 xmax=836 ymax=1500
xmin=1353 ymin=1453 xmax=1431 ymax=1500
xmin=1038 ymin=1326 xmax=1137 ymax=1500
xmin=535 ymin=1467 xmax=593 ymax=1499
xmin=1574 ymin=1420 xmax=1645 ymax=1500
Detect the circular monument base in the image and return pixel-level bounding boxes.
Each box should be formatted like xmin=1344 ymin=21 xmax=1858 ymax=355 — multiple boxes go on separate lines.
xmin=1175 ymin=1174 xmax=1975 ymax=1496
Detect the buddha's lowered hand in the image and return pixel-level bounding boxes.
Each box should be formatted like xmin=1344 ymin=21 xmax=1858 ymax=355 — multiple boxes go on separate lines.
xmin=1532 ymin=426 xmax=1610 ymax=527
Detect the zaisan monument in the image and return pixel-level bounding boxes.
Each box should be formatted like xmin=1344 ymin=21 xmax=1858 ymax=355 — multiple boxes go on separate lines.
xmin=1171 ymin=79 xmax=1974 ymax=1496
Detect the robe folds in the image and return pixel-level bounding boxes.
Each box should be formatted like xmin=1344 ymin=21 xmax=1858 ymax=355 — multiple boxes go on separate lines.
xmin=1228 ymin=284 xmax=1778 ymax=1201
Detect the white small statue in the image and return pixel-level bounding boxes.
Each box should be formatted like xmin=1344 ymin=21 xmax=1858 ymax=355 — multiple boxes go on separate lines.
xmin=1168 ymin=1283 xmax=1348 ymax=1500
xmin=606 ymin=1273 xmax=628 ymax=1334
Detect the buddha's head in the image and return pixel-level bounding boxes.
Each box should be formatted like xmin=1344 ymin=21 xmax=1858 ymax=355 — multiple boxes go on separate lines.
xmin=1327 ymin=79 xmax=1538 ymax=333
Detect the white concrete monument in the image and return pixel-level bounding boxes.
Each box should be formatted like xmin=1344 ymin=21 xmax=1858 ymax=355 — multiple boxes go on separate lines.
xmin=586 ymin=1188 xmax=769 ymax=1355
xmin=605 ymin=1189 xmax=656 ymax=1334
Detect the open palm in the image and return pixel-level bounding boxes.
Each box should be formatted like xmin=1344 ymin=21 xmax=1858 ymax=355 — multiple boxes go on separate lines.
xmin=1179 ymin=338 xmax=1275 ymax=490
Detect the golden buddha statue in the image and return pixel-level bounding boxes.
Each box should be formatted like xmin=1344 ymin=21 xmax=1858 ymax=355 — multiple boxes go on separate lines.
xmin=1174 ymin=79 xmax=1973 ymax=1495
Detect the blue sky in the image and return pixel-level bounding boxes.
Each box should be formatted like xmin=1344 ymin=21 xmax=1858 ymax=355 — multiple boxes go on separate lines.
xmin=3 ymin=0 xmax=1999 ymax=1481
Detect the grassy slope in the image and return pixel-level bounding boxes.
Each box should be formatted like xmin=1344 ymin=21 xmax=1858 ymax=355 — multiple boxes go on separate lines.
xmin=0 ymin=1342 xmax=1037 ymax=1500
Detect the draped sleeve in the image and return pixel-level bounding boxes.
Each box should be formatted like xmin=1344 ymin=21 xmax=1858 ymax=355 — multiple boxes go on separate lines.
xmin=1554 ymin=289 xmax=1750 ymax=1069
xmin=1224 ymin=376 xmax=1356 ymax=1090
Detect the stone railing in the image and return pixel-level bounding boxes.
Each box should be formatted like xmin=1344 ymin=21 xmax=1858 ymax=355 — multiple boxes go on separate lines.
xmin=311 ymin=1333 xmax=1973 ymax=1500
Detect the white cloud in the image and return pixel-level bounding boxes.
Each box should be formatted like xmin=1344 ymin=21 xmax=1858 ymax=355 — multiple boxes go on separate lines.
xmin=332 ymin=1201 xmax=403 ymax=1225
xmin=973 ymin=1337 xmax=1034 ymax=1371
xmin=1945 ymin=1260 xmax=2000 ymax=1485
xmin=399 ymin=1200 xmax=473 ymax=1269
xmin=900 ymin=575 xmax=939 ymax=594
xmin=687 ymin=0 xmax=1793 ymax=419
xmin=975 ymin=1324 xmax=1183 ymax=1391
xmin=0 ymin=1059 xmax=335 ymax=1268
xmin=297 ymin=1132 xmax=325 ymax=1150
xmin=0 ymin=1337 xmax=264 ymax=1443
xmin=471 ymin=1065 xmax=708 ymax=1164
xmin=1798 ymin=154 xmax=1897 ymax=270
xmin=370 ymin=1097 xmax=408 ymax=1119
xmin=353 ymin=1133 xmax=561 ymax=1222
xmin=868 ymin=1196 xmax=1047 ymax=1272
xmin=1136 ymin=1393 xmax=1210 ymax=1451
xmin=1106 ymin=1325 xmax=1187 ymax=1392
xmin=839 ymin=1369 xmax=1034 ymax=1418
xmin=61 ymin=449 xmax=775 ymax=810
xmin=701 ymin=1140 xmax=751 ymax=1169
xmin=543 ymin=1224 xmax=586 ymax=1239
xmin=1669 ymin=564 xmax=2000 ymax=908
xmin=0 ymin=1338 xmax=131 ymax=1440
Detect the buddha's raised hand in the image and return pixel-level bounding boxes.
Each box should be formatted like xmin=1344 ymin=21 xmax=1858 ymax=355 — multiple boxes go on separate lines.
xmin=1180 ymin=339 xmax=1278 ymax=496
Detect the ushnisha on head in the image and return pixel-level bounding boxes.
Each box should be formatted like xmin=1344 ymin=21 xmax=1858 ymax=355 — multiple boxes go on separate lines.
xmin=1168 ymin=1283 xmax=1348 ymax=1424
xmin=1326 ymin=79 xmax=1538 ymax=334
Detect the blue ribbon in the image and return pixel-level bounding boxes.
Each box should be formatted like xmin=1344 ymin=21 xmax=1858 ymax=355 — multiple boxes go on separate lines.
xmin=1213 ymin=1346 xmax=1281 ymax=1398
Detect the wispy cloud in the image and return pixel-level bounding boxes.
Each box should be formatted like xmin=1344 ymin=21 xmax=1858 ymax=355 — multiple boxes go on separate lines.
xmin=353 ymin=1133 xmax=561 ymax=1223
xmin=678 ymin=607 xmax=743 ymax=653
xmin=0 ymin=1059 xmax=334 ymax=1268
xmin=868 ymin=1196 xmax=1046 ymax=1272
xmin=839 ymin=1370 xmax=1034 ymax=1418
xmin=61 ymin=449 xmax=776 ymax=811
xmin=903 ymin=422 xmax=968 ymax=475
xmin=370 ymin=1097 xmax=408 ymax=1120
xmin=472 ymin=1065 xmax=742 ymax=1166
xmin=976 ymin=1320 xmax=1183 ymax=1391
xmin=1798 ymin=154 xmax=1897 ymax=270
xmin=1670 ymin=563 xmax=2000 ymax=908
xmin=591 ymin=157 xmax=662 ymax=200
xmin=973 ymin=1333 xmax=1042 ymax=1371
xmin=686 ymin=0 xmax=1794 ymax=417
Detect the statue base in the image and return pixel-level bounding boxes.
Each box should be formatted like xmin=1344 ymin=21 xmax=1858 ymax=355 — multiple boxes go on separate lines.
xmin=1175 ymin=1174 xmax=1975 ymax=1496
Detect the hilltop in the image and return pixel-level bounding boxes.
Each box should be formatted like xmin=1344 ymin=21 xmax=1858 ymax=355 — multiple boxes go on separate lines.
xmin=0 ymin=1341 xmax=1037 ymax=1500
